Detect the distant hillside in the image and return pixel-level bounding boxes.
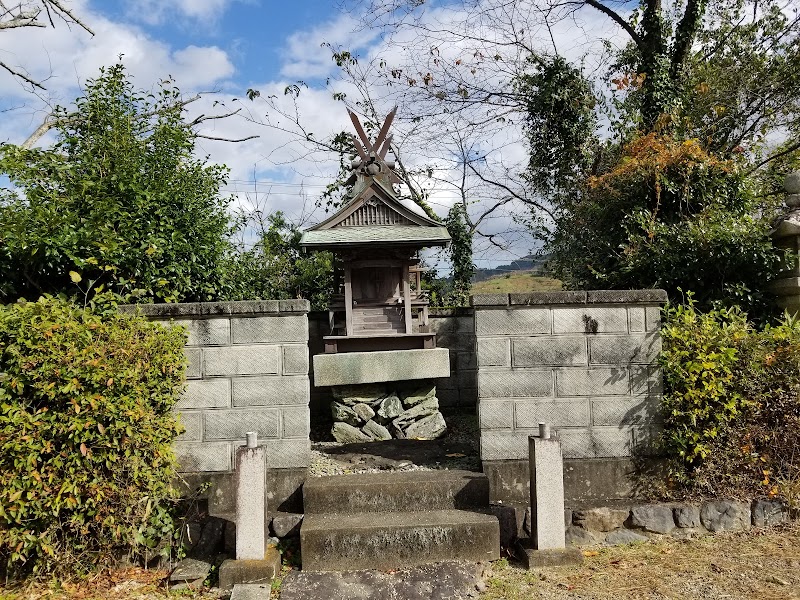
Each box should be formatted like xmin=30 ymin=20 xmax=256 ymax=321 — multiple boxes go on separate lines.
xmin=472 ymin=255 xmax=548 ymax=282
xmin=471 ymin=270 xmax=562 ymax=294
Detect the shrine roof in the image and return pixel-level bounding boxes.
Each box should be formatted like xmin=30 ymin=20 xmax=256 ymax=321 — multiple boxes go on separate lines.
xmin=301 ymin=225 xmax=451 ymax=248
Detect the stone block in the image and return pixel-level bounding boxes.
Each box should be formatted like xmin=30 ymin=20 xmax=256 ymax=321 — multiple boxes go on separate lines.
xmin=204 ymin=345 xmax=281 ymax=376
xmin=477 ymin=338 xmax=510 ymax=367
xmin=605 ymin=529 xmax=647 ymax=545
xmin=230 ymin=584 xmax=273 ymax=600
xmin=271 ymin=512 xmax=303 ymax=538
xmin=176 ymin=411 xmax=202 ymax=441
xmin=185 ymin=348 xmax=202 ymax=379
xmin=218 ymin=548 xmax=281 ymax=591
xmin=312 ymin=348 xmax=450 ymax=387
xmin=629 ymin=505 xmax=675 ymax=534
xmin=674 ymin=505 xmax=701 ymax=528
xmin=282 ymin=345 xmax=309 ymax=375
xmin=265 ymin=438 xmax=310 ymax=469
xmin=184 ymin=318 xmax=231 ymax=346
xmin=281 ymin=407 xmax=310 ymax=438
xmin=751 ymin=499 xmax=788 ymax=527
xmin=645 ymin=306 xmax=662 ymax=331
xmin=529 ymin=436 xmax=567 ymax=550
xmin=558 ymin=427 xmax=638 ymax=459
xmin=457 ymin=369 xmax=478 ymax=390
xmin=266 ymin=467 xmax=307 ymax=515
xmin=491 ymin=504 xmax=522 ymax=548
xmin=589 ymin=334 xmax=661 ymax=365
xmin=514 ymin=399 xmax=590 ymax=429
xmin=177 ymin=379 xmax=231 ymax=410
xmin=586 ymin=290 xmax=667 ymax=304
xmin=555 ymin=368 xmax=628 ymax=397
xmin=700 ymin=500 xmax=751 ymax=532
xmin=516 ymin=543 xmax=584 ymax=568
xmin=460 ymin=387 xmax=478 ymax=407
xmin=478 ymin=400 xmax=514 ymax=430
xmin=456 ymin=351 xmax=477 ymax=370
xmin=170 ymin=558 xmax=212 ymax=585
xmin=471 ymin=293 xmax=509 ymax=306
xmin=628 ymin=308 xmax=646 ymax=332
xmin=480 ymin=431 xmax=528 ymax=460
xmin=204 ymin=409 xmax=279 ymax=441
xmin=235 ymin=446 xmax=266 ymax=560
xmin=565 ymin=525 xmax=598 ymax=546
xmin=478 ymin=370 xmax=553 ymax=398
xmin=509 ymin=291 xmax=587 ymax=305
xmin=553 ymin=307 xmax=628 ymax=334
xmin=429 ymin=315 xmax=474 ymax=334
xmin=434 ymin=332 xmax=475 ymax=352
xmin=231 ymin=315 xmax=308 ymax=344
xmin=475 ymin=308 xmax=551 ymax=336
xmin=591 ymin=397 xmax=661 ymax=426
xmin=437 ymin=388 xmax=460 ymax=408
xmin=232 ymin=376 xmax=309 ymax=407
xmin=175 ymin=442 xmax=231 ymax=472
xmin=573 ymin=507 xmax=630 ymax=532
xmin=513 ymin=337 xmax=587 ymax=367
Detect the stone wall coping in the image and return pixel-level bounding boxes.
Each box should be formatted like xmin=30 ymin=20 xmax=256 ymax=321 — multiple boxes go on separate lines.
xmin=471 ymin=290 xmax=668 ymax=307
xmin=120 ymin=299 xmax=311 ymax=318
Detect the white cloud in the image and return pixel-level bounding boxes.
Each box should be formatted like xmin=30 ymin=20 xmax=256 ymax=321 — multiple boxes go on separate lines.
xmin=126 ymin=0 xmax=239 ymax=26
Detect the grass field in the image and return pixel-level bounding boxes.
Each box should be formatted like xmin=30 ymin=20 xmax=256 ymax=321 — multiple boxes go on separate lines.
xmin=472 ymin=270 xmax=563 ymax=295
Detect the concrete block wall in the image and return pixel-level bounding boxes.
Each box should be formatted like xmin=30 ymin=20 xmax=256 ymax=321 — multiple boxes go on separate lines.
xmin=474 ymin=291 xmax=667 ymax=461
xmin=307 ymin=308 xmax=478 ymax=412
xmin=123 ymin=300 xmax=311 ymax=473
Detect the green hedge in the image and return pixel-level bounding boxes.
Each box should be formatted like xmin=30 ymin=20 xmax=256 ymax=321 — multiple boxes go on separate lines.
xmin=660 ymin=297 xmax=800 ymax=501
xmin=0 ymin=297 xmax=186 ymax=579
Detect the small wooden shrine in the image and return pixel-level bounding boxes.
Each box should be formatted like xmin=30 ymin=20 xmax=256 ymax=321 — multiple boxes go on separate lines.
xmin=300 ymin=109 xmax=451 ymax=354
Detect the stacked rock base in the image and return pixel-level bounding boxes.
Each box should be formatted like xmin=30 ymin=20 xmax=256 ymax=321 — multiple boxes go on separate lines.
xmin=330 ymin=382 xmax=447 ymax=442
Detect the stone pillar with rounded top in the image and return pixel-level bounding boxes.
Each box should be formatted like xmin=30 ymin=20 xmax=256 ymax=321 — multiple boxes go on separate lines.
xmin=770 ymin=171 xmax=800 ymax=312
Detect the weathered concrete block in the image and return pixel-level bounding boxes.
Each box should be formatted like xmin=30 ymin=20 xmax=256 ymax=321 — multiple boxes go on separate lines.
xmin=558 ymin=427 xmax=638 ymax=459
xmin=429 ymin=315 xmax=474 ymax=334
xmin=628 ymin=308 xmax=646 ymax=332
xmin=437 ymin=388 xmax=460 ymax=408
xmin=177 ymin=379 xmax=232 ymax=410
xmin=313 ymin=348 xmax=450 ymax=386
xmin=630 ymin=366 xmax=664 ymax=397
xmin=175 ymin=442 xmax=231 ymax=472
xmin=475 ymin=308 xmax=550 ymax=336
xmin=457 ymin=369 xmax=477 ymax=390
xmin=281 ymin=407 xmax=310 ymax=438
xmin=645 ymin=306 xmax=662 ymax=331
xmin=591 ymin=397 xmax=661 ymax=426
xmin=514 ymin=399 xmax=590 ymax=429
xmin=555 ymin=368 xmax=628 ymax=397
xmin=176 ymin=411 xmax=202 ymax=441
xmin=586 ymin=290 xmax=667 ymax=304
xmin=235 ymin=445 xmax=266 ymax=560
xmin=218 ymin=548 xmax=280 ymax=591
xmin=589 ymin=334 xmax=661 ymax=365
xmin=565 ymin=525 xmax=598 ymax=546
xmin=513 ymin=337 xmax=587 ymax=367
xmin=271 ymin=512 xmax=303 ymax=538
xmin=480 ymin=431 xmax=528 ymax=460
xmin=478 ymin=370 xmax=553 ymax=398
xmin=471 ymin=293 xmax=509 ymax=306
xmin=204 ymin=345 xmax=281 ymax=376
xmin=184 ymin=318 xmax=231 ymax=346
xmin=510 ymin=291 xmax=587 ymax=305
xmin=516 ymin=543 xmax=584 ymax=567
xmin=204 ymin=409 xmax=279 ymax=441
xmin=232 ymin=376 xmax=309 ymax=407
xmin=185 ymin=348 xmax=202 ymax=379
xmin=477 ymin=338 xmax=510 ymax=367
xmin=573 ymin=507 xmax=630 ymax=532
xmin=630 ymin=505 xmax=675 ymax=534
xmin=478 ymin=400 xmax=514 ymax=430
xmin=231 ymin=315 xmax=308 ymax=344
xmin=700 ymin=500 xmax=751 ymax=532
xmin=553 ymin=307 xmax=628 ymax=334
xmin=282 ymin=345 xmax=309 ymax=375
xmin=456 ymin=351 xmax=477 ymax=370
xmin=265 ymin=438 xmax=310 ymax=468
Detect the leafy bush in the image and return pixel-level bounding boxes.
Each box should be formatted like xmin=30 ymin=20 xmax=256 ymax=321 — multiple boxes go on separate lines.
xmin=0 ymin=297 xmax=186 ymax=579
xmin=660 ymin=297 xmax=800 ymax=498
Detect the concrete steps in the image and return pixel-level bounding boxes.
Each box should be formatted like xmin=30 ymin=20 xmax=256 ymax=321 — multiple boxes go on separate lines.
xmin=300 ymin=470 xmax=500 ymax=572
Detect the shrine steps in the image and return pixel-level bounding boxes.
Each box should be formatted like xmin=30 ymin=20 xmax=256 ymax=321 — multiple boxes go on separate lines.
xmin=299 ymin=470 xmax=500 ymax=572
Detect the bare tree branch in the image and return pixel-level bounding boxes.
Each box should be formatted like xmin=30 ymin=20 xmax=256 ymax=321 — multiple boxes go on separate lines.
xmin=0 ymin=60 xmax=45 ymax=90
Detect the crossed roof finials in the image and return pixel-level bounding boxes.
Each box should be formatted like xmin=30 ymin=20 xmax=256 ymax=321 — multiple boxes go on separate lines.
xmin=346 ymin=107 xmax=401 ymax=185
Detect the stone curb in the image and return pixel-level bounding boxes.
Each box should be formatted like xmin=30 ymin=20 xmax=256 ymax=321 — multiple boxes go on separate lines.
xmin=119 ymin=299 xmax=311 ymax=317
xmin=470 ymin=290 xmax=668 ymax=307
